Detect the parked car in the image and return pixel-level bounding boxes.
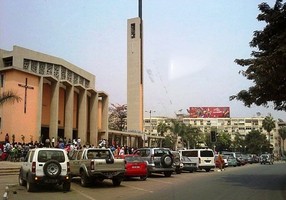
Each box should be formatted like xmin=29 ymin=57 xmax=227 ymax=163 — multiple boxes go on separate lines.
xmin=120 ymin=155 xmax=148 ymax=180
xmin=69 ymin=148 xmax=125 ymax=187
xmin=222 ymin=155 xmax=228 ymax=167
xmin=171 ymin=151 xmax=183 ymax=174
xmin=247 ymin=154 xmax=259 ymax=164
xmin=133 ymin=148 xmax=174 ymax=177
xmin=260 ymin=153 xmax=274 ymax=165
xmin=181 ymin=156 xmax=197 ymax=173
xmin=226 ymin=155 xmax=237 ymax=167
xmin=179 ymin=149 xmax=215 ymax=172
xmin=18 ymin=148 xmax=71 ymax=192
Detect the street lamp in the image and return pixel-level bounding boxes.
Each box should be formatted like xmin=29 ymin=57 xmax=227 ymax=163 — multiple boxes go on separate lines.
xmin=145 ymin=110 xmax=156 ymax=146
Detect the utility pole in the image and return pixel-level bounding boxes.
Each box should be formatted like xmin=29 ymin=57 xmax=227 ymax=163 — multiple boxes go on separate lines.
xmin=145 ymin=110 xmax=156 ymax=146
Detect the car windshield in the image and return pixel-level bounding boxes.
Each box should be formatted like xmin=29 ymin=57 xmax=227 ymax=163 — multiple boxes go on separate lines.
xmin=125 ymin=156 xmax=144 ymax=163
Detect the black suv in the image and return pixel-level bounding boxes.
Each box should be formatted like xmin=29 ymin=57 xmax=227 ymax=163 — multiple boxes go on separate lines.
xmin=133 ymin=148 xmax=174 ymax=177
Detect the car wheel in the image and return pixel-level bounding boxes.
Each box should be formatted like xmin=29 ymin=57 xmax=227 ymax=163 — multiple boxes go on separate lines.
xmin=189 ymin=170 xmax=194 ymax=173
xmin=43 ymin=160 xmax=61 ymax=178
xmin=112 ymin=178 xmax=122 ymax=186
xmin=161 ymin=154 xmax=173 ymax=168
xmin=164 ymin=171 xmax=172 ymax=177
xmin=63 ymin=181 xmax=71 ymax=191
xmin=26 ymin=181 xmax=35 ymax=192
xmin=18 ymin=172 xmax=26 ymax=186
xmin=80 ymin=172 xmax=90 ymax=187
xmin=140 ymin=175 xmax=147 ymax=181
xmin=175 ymin=169 xmax=181 ymax=174
xmin=205 ymin=169 xmax=211 ymax=172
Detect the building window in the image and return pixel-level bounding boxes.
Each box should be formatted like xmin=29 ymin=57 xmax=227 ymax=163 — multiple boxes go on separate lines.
xmin=3 ymin=57 xmax=13 ymax=67
xmin=131 ymin=23 xmax=135 ymax=38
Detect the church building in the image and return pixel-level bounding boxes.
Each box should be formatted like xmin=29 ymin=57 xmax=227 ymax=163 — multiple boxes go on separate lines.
xmin=0 ymin=46 xmax=108 ymax=146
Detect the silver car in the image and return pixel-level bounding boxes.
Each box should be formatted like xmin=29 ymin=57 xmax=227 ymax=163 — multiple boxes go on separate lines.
xmin=133 ymin=148 xmax=175 ymax=177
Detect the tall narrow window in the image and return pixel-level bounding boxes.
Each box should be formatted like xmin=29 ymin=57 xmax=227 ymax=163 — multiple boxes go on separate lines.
xmin=131 ymin=23 xmax=135 ymax=38
xmin=0 ymin=74 xmax=4 ymax=87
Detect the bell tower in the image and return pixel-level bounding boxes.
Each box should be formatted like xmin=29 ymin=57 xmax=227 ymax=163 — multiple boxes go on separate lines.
xmin=127 ymin=0 xmax=143 ymax=133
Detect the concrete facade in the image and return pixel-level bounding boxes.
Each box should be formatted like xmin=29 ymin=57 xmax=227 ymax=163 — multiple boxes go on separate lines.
xmin=144 ymin=116 xmax=285 ymax=155
xmin=0 ymin=46 xmax=108 ymax=146
xmin=127 ymin=17 xmax=144 ymax=133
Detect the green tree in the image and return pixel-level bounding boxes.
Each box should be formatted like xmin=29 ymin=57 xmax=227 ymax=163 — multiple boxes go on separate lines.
xmin=183 ymin=125 xmax=201 ymax=149
xmin=231 ymin=132 xmax=244 ymax=152
xmin=245 ymin=130 xmax=269 ymax=154
xmin=215 ymin=132 xmax=232 ymax=152
xmin=230 ymin=0 xmax=286 ymax=111
xmin=157 ymin=122 xmax=168 ymax=137
xmin=168 ymin=119 xmax=183 ymax=150
xmin=262 ymin=115 xmax=276 ymax=145
xmin=0 ymin=91 xmax=21 ymax=105
xmin=278 ymin=126 xmax=286 ymax=156
xmin=108 ymin=103 xmax=127 ymax=131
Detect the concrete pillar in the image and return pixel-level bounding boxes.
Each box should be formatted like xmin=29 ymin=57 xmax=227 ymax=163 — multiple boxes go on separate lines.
xmin=89 ymin=92 xmax=98 ymax=146
xmin=101 ymin=95 xmax=109 ymax=139
xmin=120 ymin=135 xmax=124 ymax=146
xmin=64 ymin=85 xmax=73 ymax=142
xmin=78 ymin=89 xmax=87 ymax=145
xmin=36 ymin=77 xmax=43 ymax=142
xmin=49 ymin=81 xmax=59 ymax=140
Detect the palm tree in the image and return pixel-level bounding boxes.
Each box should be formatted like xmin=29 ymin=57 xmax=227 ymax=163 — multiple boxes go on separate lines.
xmin=168 ymin=119 xmax=184 ymax=150
xmin=278 ymin=127 xmax=286 ymax=157
xmin=157 ymin=122 xmax=168 ymax=137
xmin=0 ymin=91 xmax=22 ymax=105
xmin=262 ymin=115 xmax=276 ymax=151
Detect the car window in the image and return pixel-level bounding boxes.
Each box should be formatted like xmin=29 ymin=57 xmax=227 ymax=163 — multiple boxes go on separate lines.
xmin=70 ymin=151 xmax=78 ymax=160
xmin=138 ymin=149 xmax=150 ymax=157
xmin=77 ymin=151 xmax=83 ymax=160
xmin=38 ymin=150 xmax=65 ymax=163
xmin=200 ymin=150 xmax=214 ymax=157
xmin=154 ymin=149 xmax=170 ymax=156
xmin=182 ymin=150 xmax=198 ymax=157
xmin=87 ymin=150 xmax=111 ymax=159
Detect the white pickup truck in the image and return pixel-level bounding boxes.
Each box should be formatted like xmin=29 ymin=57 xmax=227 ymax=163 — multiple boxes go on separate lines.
xmin=69 ymin=148 xmax=125 ymax=187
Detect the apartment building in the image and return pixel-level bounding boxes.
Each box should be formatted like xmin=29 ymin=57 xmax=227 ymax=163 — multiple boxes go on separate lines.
xmin=144 ymin=116 xmax=284 ymax=155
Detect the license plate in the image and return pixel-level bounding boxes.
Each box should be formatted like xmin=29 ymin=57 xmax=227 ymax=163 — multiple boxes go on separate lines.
xmin=45 ymin=179 xmax=57 ymax=183
xmin=132 ymin=166 xmax=140 ymax=169
xmin=103 ymin=172 xmax=116 ymax=178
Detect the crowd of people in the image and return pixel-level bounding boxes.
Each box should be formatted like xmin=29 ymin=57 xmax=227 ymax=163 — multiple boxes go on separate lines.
xmin=0 ymin=133 xmax=137 ymax=161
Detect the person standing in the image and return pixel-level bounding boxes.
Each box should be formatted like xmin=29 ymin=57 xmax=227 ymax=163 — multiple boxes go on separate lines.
xmin=77 ymin=137 xmax=81 ymax=147
xmin=51 ymin=137 xmax=55 ymax=147
xmin=5 ymin=133 xmax=9 ymax=143
xmin=217 ymin=154 xmax=225 ymax=171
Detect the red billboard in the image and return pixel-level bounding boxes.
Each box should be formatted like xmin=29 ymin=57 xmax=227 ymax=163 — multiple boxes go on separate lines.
xmin=187 ymin=107 xmax=230 ymax=118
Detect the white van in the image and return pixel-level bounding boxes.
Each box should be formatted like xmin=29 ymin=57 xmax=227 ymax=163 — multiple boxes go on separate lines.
xmin=179 ymin=149 xmax=215 ymax=172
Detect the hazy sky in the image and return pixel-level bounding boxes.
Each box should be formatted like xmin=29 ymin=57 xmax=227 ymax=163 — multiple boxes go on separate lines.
xmin=1 ymin=0 xmax=285 ymax=120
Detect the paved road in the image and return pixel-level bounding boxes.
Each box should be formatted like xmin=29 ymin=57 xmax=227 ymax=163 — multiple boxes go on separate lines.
xmin=4 ymin=162 xmax=286 ymax=200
